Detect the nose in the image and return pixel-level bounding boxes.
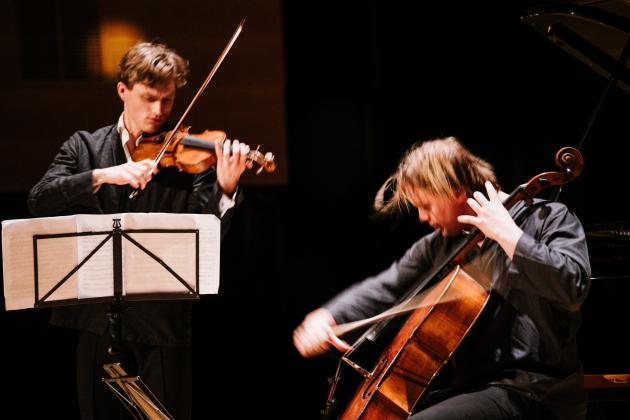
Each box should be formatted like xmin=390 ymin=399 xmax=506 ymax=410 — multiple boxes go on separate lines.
xmin=151 ymin=101 xmax=164 ymax=116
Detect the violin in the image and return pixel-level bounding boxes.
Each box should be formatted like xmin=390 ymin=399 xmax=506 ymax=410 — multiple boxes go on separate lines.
xmin=132 ymin=125 xmax=276 ymax=175
xmin=129 ymin=19 xmax=277 ymax=199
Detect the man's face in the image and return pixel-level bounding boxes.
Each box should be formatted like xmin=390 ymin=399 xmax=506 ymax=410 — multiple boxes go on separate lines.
xmin=407 ymin=187 xmax=470 ymax=237
xmin=117 ymin=80 xmax=176 ymax=136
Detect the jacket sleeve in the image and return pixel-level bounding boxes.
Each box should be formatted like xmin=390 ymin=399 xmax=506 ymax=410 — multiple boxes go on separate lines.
xmin=324 ymin=231 xmax=442 ymax=323
xmin=511 ymin=203 xmax=591 ymax=312
xmin=187 ymin=168 xmax=243 ymax=240
xmin=27 ymin=134 xmax=100 ymax=217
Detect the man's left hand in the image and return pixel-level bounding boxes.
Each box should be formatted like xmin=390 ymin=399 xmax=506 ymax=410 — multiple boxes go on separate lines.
xmin=214 ymin=139 xmax=252 ymax=196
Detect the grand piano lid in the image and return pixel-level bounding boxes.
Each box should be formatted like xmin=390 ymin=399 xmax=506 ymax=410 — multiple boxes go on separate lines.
xmin=521 ymin=0 xmax=630 ymax=93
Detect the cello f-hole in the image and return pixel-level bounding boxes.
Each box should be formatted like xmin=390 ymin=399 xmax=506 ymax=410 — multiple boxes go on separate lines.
xmin=363 ymin=356 xmax=389 ymax=399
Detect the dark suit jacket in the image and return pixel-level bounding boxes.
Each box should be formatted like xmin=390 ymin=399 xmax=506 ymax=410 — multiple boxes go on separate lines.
xmin=28 ymin=123 xmax=237 ymax=346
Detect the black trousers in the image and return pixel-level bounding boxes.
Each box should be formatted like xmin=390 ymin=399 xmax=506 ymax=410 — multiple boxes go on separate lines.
xmin=409 ymin=386 xmax=559 ymax=420
xmin=76 ymin=331 xmax=192 ymax=420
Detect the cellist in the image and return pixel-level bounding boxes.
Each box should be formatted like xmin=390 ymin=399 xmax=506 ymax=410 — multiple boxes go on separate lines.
xmin=293 ymin=137 xmax=591 ymax=419
xmin=28 ymin=41 xmax=251 ymax=419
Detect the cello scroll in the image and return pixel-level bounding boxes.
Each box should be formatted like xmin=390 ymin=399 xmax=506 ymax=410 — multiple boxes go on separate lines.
xmin=521 ymin=147 xmax=583 ymax=201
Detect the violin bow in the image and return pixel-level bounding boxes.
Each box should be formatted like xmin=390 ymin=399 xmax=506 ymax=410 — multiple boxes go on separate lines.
xmin=130 ymin=18 xmax=246 ymax=199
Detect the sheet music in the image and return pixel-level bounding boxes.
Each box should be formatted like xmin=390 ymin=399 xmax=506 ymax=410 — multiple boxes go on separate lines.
xmin=2 ymin=213 xmax=220 ymax=310
xmin=194 ymin=214 xmax=220 ymax=294
xmin=2 ymin=216 xmax=77 ymax=310
xmin=37 ymin=236 xmax=79 ymax=301
xmin=124 ymin=213 xmax=220 ymax=295
xmin=75 ymin=214 xmax=121 ymax=299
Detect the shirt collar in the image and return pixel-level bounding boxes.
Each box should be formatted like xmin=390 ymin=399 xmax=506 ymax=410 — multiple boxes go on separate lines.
xmin=117 ymin=113 xmax=135 ymax=162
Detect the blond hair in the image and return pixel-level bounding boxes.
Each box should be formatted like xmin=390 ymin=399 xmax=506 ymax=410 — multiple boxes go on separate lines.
xmin=375 ymin=137 xmax=498 ymax=214
xmin=117 ymin=41 xmax=189 ymax=88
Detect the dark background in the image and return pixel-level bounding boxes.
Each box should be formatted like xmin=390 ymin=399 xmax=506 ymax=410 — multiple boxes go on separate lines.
xmin=2 ymin=0 xmax=629 ymax=418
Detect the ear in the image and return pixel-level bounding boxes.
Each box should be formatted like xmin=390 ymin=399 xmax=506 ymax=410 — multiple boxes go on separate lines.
xmin=455 ymin=189 xmax=468 ymax=205
xmin=455 ymin=190 xmax=470 ymax=212
xmin=116 ymin=81 xmax=128 ymax=101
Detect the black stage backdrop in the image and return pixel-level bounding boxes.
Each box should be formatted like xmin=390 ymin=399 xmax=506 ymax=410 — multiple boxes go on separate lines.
xmin=1 ymin=1 xmax=629 ymax=418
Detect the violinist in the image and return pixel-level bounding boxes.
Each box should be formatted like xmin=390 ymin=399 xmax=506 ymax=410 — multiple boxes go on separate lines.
xmin=293 ymin=137 xmax=591 ymax=419
xmin=28 ymin=41 xmax=250 ymax=419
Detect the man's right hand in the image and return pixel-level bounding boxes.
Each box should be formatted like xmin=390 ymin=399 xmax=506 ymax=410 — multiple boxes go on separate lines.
xmin=92 ymin=159 xmax=157 ymax=191
xmin=293 ymin=308 xmax=351 ymax=358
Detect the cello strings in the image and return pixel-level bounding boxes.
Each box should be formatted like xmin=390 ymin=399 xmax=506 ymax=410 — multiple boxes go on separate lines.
xmin=332 ymin=277 xmax=491 ymax=338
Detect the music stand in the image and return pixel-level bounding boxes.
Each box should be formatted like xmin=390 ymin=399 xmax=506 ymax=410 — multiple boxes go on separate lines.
xmin=2 ymin=213 xmax=220 ymax=419
xmin=33 ymin=218 xmax=201 ymax=308
xmin=102 ymin=362 xmax=173 ymax=420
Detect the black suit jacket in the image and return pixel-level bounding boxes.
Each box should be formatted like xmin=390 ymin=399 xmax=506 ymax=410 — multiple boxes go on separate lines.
xmin=28 ymin=123 xmax=237 ymax=346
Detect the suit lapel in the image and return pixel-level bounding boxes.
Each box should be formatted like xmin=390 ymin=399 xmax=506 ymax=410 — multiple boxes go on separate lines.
xmin=96 ymin=125 xmax=127 ymax=213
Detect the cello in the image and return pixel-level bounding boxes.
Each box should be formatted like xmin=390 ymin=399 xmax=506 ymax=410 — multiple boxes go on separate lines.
xmin=329 ymin=147 xmax=584 ymax=419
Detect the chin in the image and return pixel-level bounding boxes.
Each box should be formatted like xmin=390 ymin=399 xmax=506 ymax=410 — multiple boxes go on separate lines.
xmin=143 ymin=124 xmax=162 ymax=135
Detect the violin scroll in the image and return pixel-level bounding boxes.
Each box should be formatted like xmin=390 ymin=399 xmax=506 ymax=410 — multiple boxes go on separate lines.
xmin=247 ymin=145 xmax=276 ymax=174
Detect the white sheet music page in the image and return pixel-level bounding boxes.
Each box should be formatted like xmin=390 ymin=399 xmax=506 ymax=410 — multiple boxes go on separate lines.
xmin=193 ymin=213 xmax=221 ymax=294
xmin=121 ymin=213 xmax=220 ymax=296
xmin=75 ymin=214 xmax=122 ymax=299
xmin=2 ymin=216 xmax=78 ymax=310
